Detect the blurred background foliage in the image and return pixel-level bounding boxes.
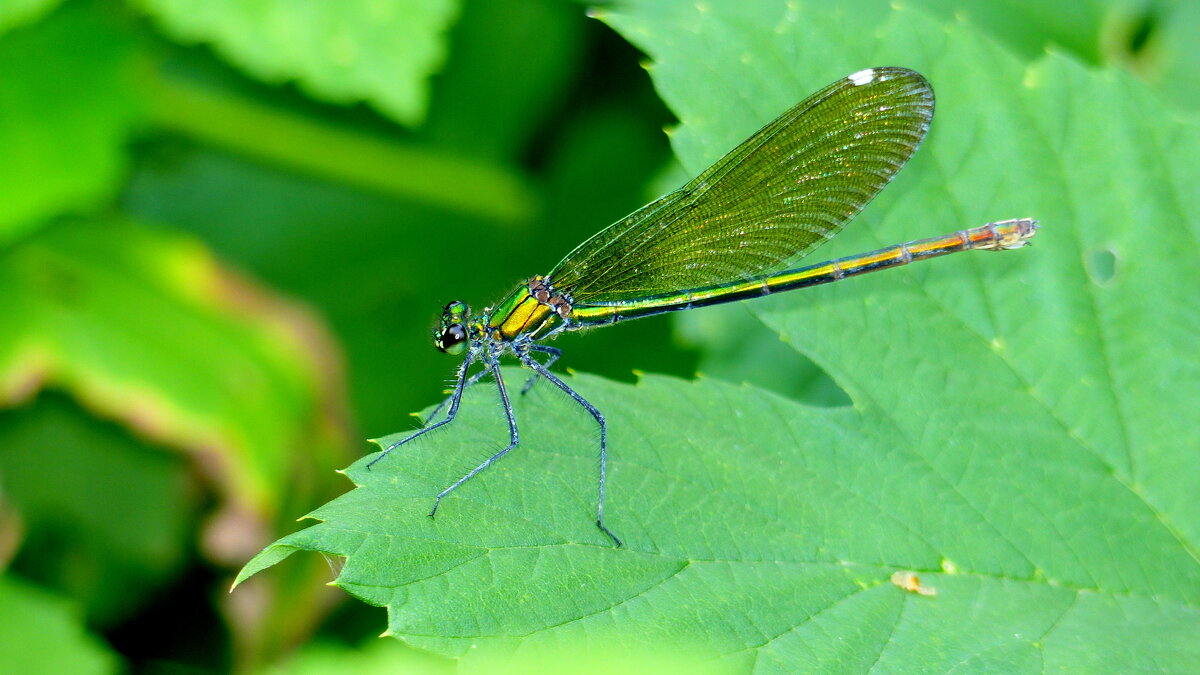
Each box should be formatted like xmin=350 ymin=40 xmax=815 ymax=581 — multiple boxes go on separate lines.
xmin=0 ymin=0 xmax=1194 ymax=672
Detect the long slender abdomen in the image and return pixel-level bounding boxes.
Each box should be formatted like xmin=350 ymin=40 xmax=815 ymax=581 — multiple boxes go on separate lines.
xmin=567 ymin=219 xmax=1038 ymax=326
xmin=764 ymin=218 xmax=1038 ymax=293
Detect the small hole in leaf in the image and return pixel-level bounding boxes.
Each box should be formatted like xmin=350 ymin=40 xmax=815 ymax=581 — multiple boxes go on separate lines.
xmin=1104 ymin=6 xmax=1160 ymax=78
xmin=1126 ymin=9 xmax=1157 ymax=57
xmin=1084 ymin=248 xmax=1118 ymax=285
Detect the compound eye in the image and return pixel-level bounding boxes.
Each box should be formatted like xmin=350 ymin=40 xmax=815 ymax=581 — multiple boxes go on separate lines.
xmin=443 ymin=301 xmax=468 ymax=321
xmin=437 ymin=323 xmax=467 ymax=355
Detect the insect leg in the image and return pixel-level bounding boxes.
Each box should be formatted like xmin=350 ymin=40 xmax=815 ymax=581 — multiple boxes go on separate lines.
xmin=367 ymin=352 xmax=473 ymax=469
xmin=519 ymin=354 xmax=621 ymax=547
xmin=424 ymin=366 xmax=490 ymax=424
xmin=429 ymin=359 xmax=520 ymax=517
xmin=520 ymin=344 xmax=562 ymax=395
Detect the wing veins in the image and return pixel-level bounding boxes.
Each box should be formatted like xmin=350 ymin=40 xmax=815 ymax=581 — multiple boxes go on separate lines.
xmin=547 ymin=67 xmax=935 ymax=303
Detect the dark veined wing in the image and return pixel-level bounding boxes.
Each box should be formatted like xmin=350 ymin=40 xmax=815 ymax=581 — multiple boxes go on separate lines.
xmin=547 ymin=67 xmax=934 ymax=304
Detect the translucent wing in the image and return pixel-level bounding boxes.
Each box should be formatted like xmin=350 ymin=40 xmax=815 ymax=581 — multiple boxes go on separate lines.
xmin=548 ymin=67 xmax=934 ymax=303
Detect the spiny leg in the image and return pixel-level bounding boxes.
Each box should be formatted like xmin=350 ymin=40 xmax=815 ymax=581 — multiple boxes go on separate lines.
xmin=424 ymin=366 xmax=490 ymax=424
xmin=520 ymin=344 xmax=562 ymax=395
xmin=429 ymin=360 xmax=520 ymax=518
xmin=520 ymin=353 xmax=621 ymax=547
xmin=367 ymin=352 xmax=473 ymax=470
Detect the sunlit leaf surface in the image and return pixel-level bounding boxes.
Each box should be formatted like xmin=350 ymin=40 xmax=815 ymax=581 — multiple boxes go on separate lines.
xmin=0 ymin=0 xmax=62 ymax=34
xmin=0 ymin=575 xmax=117 ymax=674
xmin=0 ymin=3 xmax=143 ymax=242
xmin=135 ymin=0 xmax=459 ymax=126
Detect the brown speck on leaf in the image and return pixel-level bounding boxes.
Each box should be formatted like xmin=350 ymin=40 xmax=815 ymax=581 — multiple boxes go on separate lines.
xmin=891 ymin=571 xmax=937 ymax=596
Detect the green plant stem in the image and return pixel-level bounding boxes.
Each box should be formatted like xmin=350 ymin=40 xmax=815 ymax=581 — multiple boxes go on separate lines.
xmin=145 ymin=74 xmax=537 ymax=225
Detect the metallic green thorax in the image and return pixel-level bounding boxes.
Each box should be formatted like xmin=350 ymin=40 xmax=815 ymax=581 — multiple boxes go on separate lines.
xmin=484 ymin=276 xmax=570 ymax=342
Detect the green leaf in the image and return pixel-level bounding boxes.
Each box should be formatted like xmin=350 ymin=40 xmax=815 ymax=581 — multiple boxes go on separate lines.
xmin=1123 ymin=0 xmax=1200 ymax=112
xmin=0 ymin=0 xmax=62 ymax=34
xmin=913 ymin=0 xmax=1200 ymax=115
xmin=0 ymin=1 xmax=145 ymax=242
xmin=240 ymin=2 xmax=1200 ymax=671
xmin=0 ymin=575 xmax=119 ymax=674
xmin=0 ymin=393 xmax=194 ymax=625
xmin=0 ymin=218 xmax=349 ymax=529
xmin=421 ymin=0 xmax=585 ymax=161
xmin=674 ymin=303 xmax=847 ymax=406
xmin=258 ymin=639 xmax=452 ymax=675
xmin=0 ymin=216 xmax=354 ymax=656
xmin=915 ymin=0 xmax=1200 ymax=114
xmin=914 ymin=0 xmax=1112 ymax=63
xmin=134 ymin=0 xmax=460 ymax=126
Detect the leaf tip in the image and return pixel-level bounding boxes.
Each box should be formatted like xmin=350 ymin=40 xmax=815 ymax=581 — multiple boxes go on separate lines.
xmin=230 ymin=567 xmax=256 ymax=591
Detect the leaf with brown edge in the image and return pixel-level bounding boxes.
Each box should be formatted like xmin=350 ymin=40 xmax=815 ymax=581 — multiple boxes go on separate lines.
xmin=0 ymin=218 xmax=351 ymax=534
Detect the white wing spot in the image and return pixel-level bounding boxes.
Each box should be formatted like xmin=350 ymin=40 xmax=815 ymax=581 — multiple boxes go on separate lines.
xmin=848 ymin=68 xmax=875 ymax=86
